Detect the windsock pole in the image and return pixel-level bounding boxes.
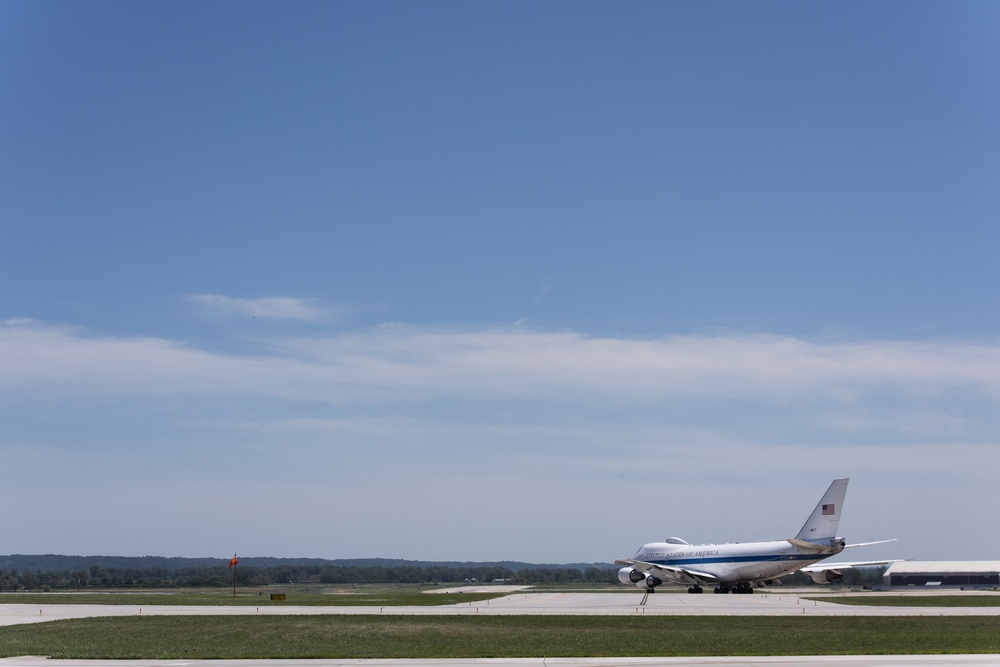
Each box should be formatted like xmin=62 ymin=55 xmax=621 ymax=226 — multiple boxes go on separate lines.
xmin=228 ymin=554 xmax=239 ymax=598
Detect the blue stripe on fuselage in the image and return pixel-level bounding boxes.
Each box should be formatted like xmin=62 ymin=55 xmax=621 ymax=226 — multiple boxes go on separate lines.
xmin=650 ymin=553 xmax=817 ymax=567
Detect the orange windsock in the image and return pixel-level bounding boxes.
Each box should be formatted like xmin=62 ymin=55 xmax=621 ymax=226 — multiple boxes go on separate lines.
xmin=228 ymin=556 xmax=239 ymax=568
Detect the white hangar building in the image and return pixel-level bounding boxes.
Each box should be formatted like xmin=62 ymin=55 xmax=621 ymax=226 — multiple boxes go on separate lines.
xmin=884 ymin=561 xmax=1000 ymax=588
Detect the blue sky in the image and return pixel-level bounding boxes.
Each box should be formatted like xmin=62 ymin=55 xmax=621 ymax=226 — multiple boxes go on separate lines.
xmin=2 ymin=1 xmax=998 ymax=564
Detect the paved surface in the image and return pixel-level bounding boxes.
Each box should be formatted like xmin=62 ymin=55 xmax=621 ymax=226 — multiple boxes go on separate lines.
xmin=424 ymin=586 xmax=531 ymax=594
xmin=2 ymin=593 xmax=998 ymax=666
xmin=4 ymin=591 xmax=1000 ymax=626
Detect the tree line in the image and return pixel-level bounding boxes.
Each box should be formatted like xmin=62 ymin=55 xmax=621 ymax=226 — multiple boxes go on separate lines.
xmin=0 ymin=564 xmax=887 ymax=592
xmin=0 ymin=554 xmax=887 ymax=591
xmin=0 ymin=564 xmax=620 ymax=591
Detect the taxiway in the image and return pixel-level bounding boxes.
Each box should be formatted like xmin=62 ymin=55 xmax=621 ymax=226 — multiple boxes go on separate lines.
xmin=2 ymin=591 xmax=1000 ymax=627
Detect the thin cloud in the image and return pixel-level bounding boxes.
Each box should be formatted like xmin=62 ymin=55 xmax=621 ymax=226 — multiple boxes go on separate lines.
xmin=186 ymin=294 xmax=333 ymax=321
xmin=4 ymin=320 xmax=1000 ymax=403
xmin=3 ymin=318 xmax=999 ymax=561
xmin=533 ymin=278 xmax=553 ymax=305
xmin=0 ymin=320 xmax=1000 ymax=443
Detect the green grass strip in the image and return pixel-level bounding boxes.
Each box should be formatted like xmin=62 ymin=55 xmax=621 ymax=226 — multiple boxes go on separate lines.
xmin=1 ymin=615 xmax=998 ymax=659
xmin=807 ymin=595 xmax=1000 ymax=607
xmin=0 ymin=591 xmax=503 ymax=606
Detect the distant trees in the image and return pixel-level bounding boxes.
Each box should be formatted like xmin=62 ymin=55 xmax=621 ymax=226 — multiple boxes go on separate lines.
xmin=0 ymin=555 xmax=887 ymax=591
xmin=0 ymin=563 xmax=621 ymax=590
xmin=511 ymin=567 xmax=616 ymax=584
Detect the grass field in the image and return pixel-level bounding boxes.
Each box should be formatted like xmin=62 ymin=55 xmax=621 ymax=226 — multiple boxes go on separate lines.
xmin=1 ymin=615 xmax=998 ymax=659
xmin=0 ymin=590 xmax=505 ymax=606
xmin=807 ymin=595 xmax=1000 ymax=607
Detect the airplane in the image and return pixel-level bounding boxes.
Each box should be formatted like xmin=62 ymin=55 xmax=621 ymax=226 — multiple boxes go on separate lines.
xmin=615 ymin=477 xmax=899 ymax=597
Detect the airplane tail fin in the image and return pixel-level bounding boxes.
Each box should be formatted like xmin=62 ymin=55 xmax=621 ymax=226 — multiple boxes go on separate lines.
xmin=794 ymin=478 xmax=849 ymax=546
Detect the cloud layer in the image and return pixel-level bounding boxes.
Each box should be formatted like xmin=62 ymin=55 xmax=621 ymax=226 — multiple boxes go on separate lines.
xmin=3 ymin=317 xmax=998 ymax=561
xmin=4 ymin=318 xmax=1000 ymax=404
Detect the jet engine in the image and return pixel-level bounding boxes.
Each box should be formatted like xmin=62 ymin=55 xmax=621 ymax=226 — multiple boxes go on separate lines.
xmin=618 ymin=567 xmax=661 ymax=589
xmin=618 ymin=567 xmax=644 ymax=586
xmin=809 ymin=569 xmax=843 ymax=584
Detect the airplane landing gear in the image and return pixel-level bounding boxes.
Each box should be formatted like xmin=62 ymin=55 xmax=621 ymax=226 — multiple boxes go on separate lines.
xmin=713 ymin=583 xmax=755 ymax=594
xmin=686 ymin=585 xmax=704 ymax=594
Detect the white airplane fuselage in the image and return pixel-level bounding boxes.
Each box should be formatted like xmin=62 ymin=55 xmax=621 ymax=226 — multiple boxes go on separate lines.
xmin=630 ymin=537 xmax=844 ymax=585
xmin=614 ymin=479 xmax=896 ymax=595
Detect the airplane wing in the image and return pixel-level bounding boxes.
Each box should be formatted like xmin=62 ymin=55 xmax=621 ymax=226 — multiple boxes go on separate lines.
xmin=801 ymin=559 xmax=904 ymax=574
xmin=615 ymin=559 xmax=720 ymax=586
xmin=844 ymin=539 xmax=897 ymax=549
xmin=789 ymin=537 xmax=897 ymax=553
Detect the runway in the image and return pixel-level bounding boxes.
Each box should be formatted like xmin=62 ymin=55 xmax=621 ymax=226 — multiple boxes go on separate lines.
xmin=2 ymin=592 xmax=999 ymax=666
xmin=3 ymin=591 xmax=1000 ymax=626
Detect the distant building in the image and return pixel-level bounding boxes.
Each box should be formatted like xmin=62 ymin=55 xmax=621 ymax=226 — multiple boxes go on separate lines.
xmin=884 ymin=561 xmax=1000 ymax=588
